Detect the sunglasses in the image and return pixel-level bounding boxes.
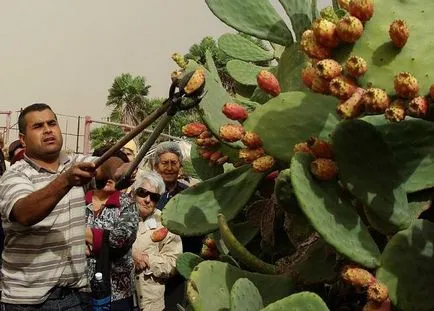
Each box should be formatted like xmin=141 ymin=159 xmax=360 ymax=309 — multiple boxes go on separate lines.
xmin=134 ymin=187 xmax=161 ymax=202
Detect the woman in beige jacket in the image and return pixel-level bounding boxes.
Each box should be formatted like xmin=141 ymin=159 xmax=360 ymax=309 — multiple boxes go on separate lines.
xmin=132 ymin=171 xmax=183 ymax=311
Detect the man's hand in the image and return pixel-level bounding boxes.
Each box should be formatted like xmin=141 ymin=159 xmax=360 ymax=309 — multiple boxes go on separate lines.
xmin=63 ymin=162 xmax=96 ymax=187
xmin=85 ymin=228 xmax=93 ymax=256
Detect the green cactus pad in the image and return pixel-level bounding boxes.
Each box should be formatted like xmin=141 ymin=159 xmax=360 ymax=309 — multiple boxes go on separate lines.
xmin=230 ymin=278 xmax=264 ymax=311
xmin=274 ymin=169 xmax=295 ymax=209
xmin=243 ymin=91 xmax=339 ymax=163
xmin=376 ymin=220 xmax=434 ymax=311
xmin=289 ymin=239 xmax=337 ymax=286
xmin=162 ymin=165 xmax=264 ymax=236
xmin=190 ymin=143 xmax=224 ymax=181
xmin=290 ymin=153 xmax=380 ymax=268
xmin=261 ymin=291 xmax=330 ymax=311
xmin=197 ymin=67 xmax=244 ymax=149
xmin=234 ymin=96 xmax=261 ymax=112
xmin=363 ymin=115 xmax=434 ymax=193
xmin=219 ymin=254 xmax=240 ymax=268
xmin=187 ymin=261 xmax=293 ymax=311
xmin=205 ymin=0 xmax=293 ymax=46
xmin=333 ymin=119 xmax=411 ymax=234
xmin=226 ymin=60 xmax=266 ymax=86
xmin=218 ymin=33 xmax=274 ymax=62
xmin=276 ymin=45 xmax=308 ymax=93
xmin=278 ymin=0 xmax=317 ymax=40
xmin=407 ymin=190 xmax=432 ymax=221
xmin=176 ymin=252 xmax=204 ymax=279
xmin=218 ymin=213 xmax=277 ymax=275
xmin=334 ymin=0 xmax=434 ymax=96
xmin=205 ymin=49 xmax=222 ymax=85
xmin=211 ymin=221 xmax=259 ymax=255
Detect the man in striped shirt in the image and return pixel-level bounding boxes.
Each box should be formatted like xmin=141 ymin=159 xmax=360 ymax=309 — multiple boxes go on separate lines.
xmin=0 ymin=103 xmax=130 ymax=310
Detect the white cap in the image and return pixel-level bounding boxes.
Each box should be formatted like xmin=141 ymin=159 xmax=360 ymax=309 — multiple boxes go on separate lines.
xmin=95 ymin=272 xmax=103 ymax=281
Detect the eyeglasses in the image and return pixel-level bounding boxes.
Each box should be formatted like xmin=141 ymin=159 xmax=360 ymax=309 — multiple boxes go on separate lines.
xmin=134 ymin=187 xmax=161 ymax=202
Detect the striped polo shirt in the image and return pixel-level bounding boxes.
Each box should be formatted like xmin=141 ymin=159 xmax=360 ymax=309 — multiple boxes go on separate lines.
xmin=0 ymin=152 xmax=95 ymax=304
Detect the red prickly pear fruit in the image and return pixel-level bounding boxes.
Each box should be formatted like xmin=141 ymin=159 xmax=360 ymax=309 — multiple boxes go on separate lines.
xmin=222 ymin=103 xmax=248 ymax=121
xmin=341 ymin=265 xmax=376 ymax=289
xmin=394 ymin=72 xmax=419 ymax=98
xmin=389 ymin=19 xmax=409 ymax=48
xmin=338 ymin=0 xmax=350 ymax=10
xmin=345 ymin=56 xmax=368 ymax=77
xmin=203 ymin=237 xmax=217 ymax=249
xmin=312 ymin=18 xmax=340 ymax=48
xmin=300 ymin=30 xmax=332 ymax=60
xmin=329 ymin=76 xmax=358 ymax=99
xmin=265 ymin=170 xmax=280 ymax=181
xmin=196 ymin=137 xmax=219 ymax=147
xmin=252 ymin=155 xmax=275 ymax=173
xmin=384 ymin=99 xmax=406 ymax=122
xmin=239 ymin=148 xmax=265 ymax=163
xmin=312 ymin=76 xmax=331 ymax=94
xmin=301 ymin=64 xmax=317 ymax=88
xmin=310 ymin=158 xmax=338 ymax=181
xmin=241 ymin=132 xmax=263 ymax=149
xmin=362 ymin=298 xmax=391 ymax=311
xmin=367 ymin=282 xmax=389 ymax=304
xmin=315 ymin=59 xmax=343 ymax=80
xmin=337 ymin=88 xmax=365 ymax=119
xmin=407 ymin=96 xmax=429 ymax=117
xmin=293 ymin=142 xmax=313 ymax=155
xmin=151 ymin=227 xmax=169 ymax=242
xmin=362 ymin=88 xmax=391 ymax=113
xmin=219 ymin=124 xmax=245 ymax=142
xmin=336 ymin=16 xmax=364 ymax=43
xmin=209 ymin=151 xmax=223 ymax=162
xmin=257 ymin=70 xmax=281 ymax=97
xmin=200 ymin=245 xmax=219 ymax=259
xmin=307 ymin=137 xmax=334 ymax=159
xmin=182 ymin=122 xmax=207 ymax=137
xmin=199 ymin=148 xmax=213 ymax=160
xmin=215 ymin=155 xmax=229 ymax=165
xmin=349 ymin=0 xmax=374 ymax=22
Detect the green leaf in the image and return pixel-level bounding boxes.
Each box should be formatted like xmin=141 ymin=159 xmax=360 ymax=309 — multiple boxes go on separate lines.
xmin=205 ymin=49 xmax=222 ymax=85
xmin=205 ymin=0 xmax=293 ymax=46
xmin=176 ymin=252 xmax=204 ymax=279
xmin=162 ymin=165 xmax=264 ymax=236
xmin=190 ymin=143 xmax=224 ymax=181
xmin=187 ymin=261 xmax=293 ymax=311
xmin=333 ymin=119 xmax=411 ymax=234
xmin=261 ymin=292 xmax=330 ymax=311
xmin=363 ymin=115 xmax=434 ymax=193
xmin=278 ymin=0 xmax=315 ymax=40
xmin=290 ymin=153 xmax=380 ymax=268
xmin=226 ymin=60 xmax=265 ymax=86
xmin=334 ymin=0 xmax=434 ymax=96
xmin=377 ymin=220 xmax=434 ymax=311
xmin=276 ymin=45 xmax=308 ymax=93
xmin=218 ymin=33 xmax=274 ymax=62
xmin=243 ymin=91 xmax=339 ymax=163
xmin=230 ymin=278 xmax=264 ymax=311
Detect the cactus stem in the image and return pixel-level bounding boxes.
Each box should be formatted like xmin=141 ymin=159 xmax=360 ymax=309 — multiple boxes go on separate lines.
xmin=217 ymin=213 xmax=277 ymax=275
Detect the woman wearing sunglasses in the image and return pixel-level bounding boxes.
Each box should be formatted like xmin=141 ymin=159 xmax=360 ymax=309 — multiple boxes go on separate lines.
xmin=131 ymin=171 xmax=182 ymax=311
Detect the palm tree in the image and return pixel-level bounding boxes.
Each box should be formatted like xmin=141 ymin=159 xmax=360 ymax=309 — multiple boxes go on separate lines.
xmin=106 ymin=73 xmax=151 ymax=126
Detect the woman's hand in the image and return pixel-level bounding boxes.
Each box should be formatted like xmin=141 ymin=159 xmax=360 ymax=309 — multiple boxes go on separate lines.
xmin=133 ymin=248 xmax=149 ymax=271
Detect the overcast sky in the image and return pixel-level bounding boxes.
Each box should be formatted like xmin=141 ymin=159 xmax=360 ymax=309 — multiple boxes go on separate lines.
xmin=0 ymin=0 xmax=329 ymax=150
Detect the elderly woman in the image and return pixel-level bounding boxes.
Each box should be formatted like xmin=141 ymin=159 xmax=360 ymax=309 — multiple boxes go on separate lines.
xmin=132 ymin=171 xmax=182 ymax=311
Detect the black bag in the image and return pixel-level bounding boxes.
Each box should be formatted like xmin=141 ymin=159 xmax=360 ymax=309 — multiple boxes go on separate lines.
xmin=94 ymin=229 xmax=111 ymax=295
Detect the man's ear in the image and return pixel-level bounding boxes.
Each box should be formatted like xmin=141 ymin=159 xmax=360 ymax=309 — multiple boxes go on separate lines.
xmin=19 ymin=133 xmax=26 ymax=148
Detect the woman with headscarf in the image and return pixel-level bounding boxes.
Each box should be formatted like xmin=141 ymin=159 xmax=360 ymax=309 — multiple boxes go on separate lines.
xmin=132 ymin=171 xmax=182 ymax=311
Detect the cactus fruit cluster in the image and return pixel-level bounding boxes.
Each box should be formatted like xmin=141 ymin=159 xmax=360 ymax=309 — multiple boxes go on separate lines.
xmin=162 ymin=0 xmax=434 ymax=310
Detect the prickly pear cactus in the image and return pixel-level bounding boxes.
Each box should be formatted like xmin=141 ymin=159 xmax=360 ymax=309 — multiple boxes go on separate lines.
xmin=163 ymin=0 xmax=434 ymax=310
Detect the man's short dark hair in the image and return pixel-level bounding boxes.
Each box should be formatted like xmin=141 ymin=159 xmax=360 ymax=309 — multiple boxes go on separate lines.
xmin=18 ymin=103 xmax=55 ymax=134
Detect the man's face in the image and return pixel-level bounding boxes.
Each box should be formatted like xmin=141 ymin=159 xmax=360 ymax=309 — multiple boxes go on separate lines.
xmin=121 ymin=147 xmax=135 ymax=162
xmin=19 ymin=109 xmax=63 ymax=159
xmin=154 ymin=152 xmax=181 ymax=184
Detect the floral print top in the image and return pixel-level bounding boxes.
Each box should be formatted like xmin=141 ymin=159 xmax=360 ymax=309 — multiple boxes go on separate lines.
xmin=85 ymin=190 xmax=139 ymax=302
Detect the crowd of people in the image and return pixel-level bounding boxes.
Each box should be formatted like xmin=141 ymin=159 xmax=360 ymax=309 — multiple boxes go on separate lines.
xmin=0 ymin=103 xmax=202 ymax=311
